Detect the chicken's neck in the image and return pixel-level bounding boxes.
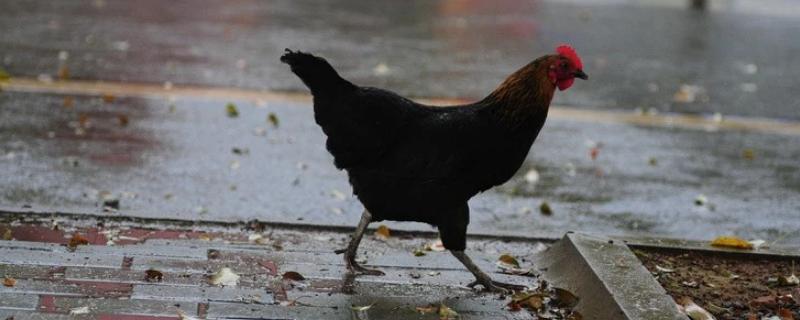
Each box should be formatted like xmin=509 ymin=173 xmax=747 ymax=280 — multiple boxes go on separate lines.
xmin=480 ymin=56 xmax=556 ymax=130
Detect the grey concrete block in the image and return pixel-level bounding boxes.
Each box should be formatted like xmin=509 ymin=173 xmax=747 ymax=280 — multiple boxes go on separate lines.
xmin=0 ymin=310 xmax=71 ymax=320
xmin=64 ymin=266 xmax=205 ymax=286
xmin=74 ymin=244 xmax=208 ymax=259
xmin=537 ymin=233 xmax=685 ymax=320
xmin=52 ymin=297 xmax=195 ymax=317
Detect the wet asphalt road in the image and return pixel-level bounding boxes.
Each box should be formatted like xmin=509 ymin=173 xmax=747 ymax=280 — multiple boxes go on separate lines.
xmin=1 ymin=0 xmax=799 ymax=244
xmin=1 ymin=92 xmax=798 ymax=244
xmin=1 ymin=0 xmax=799 ymax=119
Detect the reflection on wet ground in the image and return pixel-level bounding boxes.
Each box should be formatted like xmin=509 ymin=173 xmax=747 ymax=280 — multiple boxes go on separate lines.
xmin=1 ymin=0 xmax=799 ymax=118
xmin=1 ymin=92 xmax=798 ymax=244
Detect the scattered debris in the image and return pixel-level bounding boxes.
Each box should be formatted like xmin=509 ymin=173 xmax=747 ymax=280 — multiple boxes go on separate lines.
xmin=412 ymin=248 xmax=426 ymax=257
xmin=209 ymin=267 xmax=240 ymax=286
xmin=748 ymin=239 xmax=767 ymax=249
xmin=232 ymin=147 xmax=249 ymax=155
xmin=778 ymin=274 xmax=799 ymax=286
xmin=69 ymin=306 xmax=91 ymax=315
xmin=415 ymin=302 xmax=458 ymax=319
xmin=3 ymin=275 xmax=16 ymax=287
xmin=742 ymin=149 xmax=755 ymax=160
xmin=117 ymin=114 xmax=129 ymax=127
xmin=424 ymin=239 xmax=446 ymax=252
xmin=103 ymin=197 xmax=120 ymax=211
xmin=372 ymin=63 xmax=391 ymax=76
xmin=144 ymin=269 xmax=163 ymax=282
xmin=102 ymin=94 xmax=116 ymax=103
xmin=226 ymin=103 xmax=239 ymax=118
xmin=374 ymin=225 xmax=390 ymax=240
xmin=673 ymin=84 xmax=705 ymax=104
xmin=0 ymin=67 xmax=10 ymax=81
xmin=539 ymin=202 xmax=553 ymax=216
xmin=497 ymin=254 xmax=521 ymax=269
xmin=648 ymin=157 xmax=658 ymax=166
xmin=349 ymin=302 xmax=376 ymax=312
xmin=62 ymin=96 xmax=74 ymax=108
xmin=694 ymin=194 xmax=708 ymax=206
xmin=2 ymin=229 xmax=11 ymax=240
xmin=524 ymin=169 xmax=540 ymax=184
xmin=68 ymin=233 xmax=90 ymax=250
xmin=507 ymin=281 xmax=581 ymax=318
xmin=267 ymin=112 xmax=280 ymax=127
xmin=177 ymin=309 xmax=201 ymax=320
xmin=710 ymin=236 xmax=753 ymax=250
xmin=57 ymin=65 xmax=70 ymax=80
xmin=589 ymin=147 xmax=599 ymax=160
xmin=282 ymin=271 xmax=306 ymax=281
xmin=655 ymin=265 xmax=675 ymax=273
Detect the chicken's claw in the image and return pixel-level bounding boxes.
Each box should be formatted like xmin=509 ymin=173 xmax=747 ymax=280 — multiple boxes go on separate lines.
xmin=346 ymin=261 xmax=385 ymax=276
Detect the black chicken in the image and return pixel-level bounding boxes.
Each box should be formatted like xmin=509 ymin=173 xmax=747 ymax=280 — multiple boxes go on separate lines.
xmin=281 ymin=45 xmax=586 ymax=292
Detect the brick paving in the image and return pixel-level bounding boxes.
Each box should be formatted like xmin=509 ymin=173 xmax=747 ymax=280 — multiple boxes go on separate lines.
xmin=1 ymin=218 xmax=547 ymax=319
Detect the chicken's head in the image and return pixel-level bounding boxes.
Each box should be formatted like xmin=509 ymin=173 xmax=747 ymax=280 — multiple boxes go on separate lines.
xmin=549 ymin=45 xmax=588 ymax=91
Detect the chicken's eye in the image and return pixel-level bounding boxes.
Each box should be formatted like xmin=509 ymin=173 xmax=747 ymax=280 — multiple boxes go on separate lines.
xmin=560 ymin=61 xmax=569 ymax=69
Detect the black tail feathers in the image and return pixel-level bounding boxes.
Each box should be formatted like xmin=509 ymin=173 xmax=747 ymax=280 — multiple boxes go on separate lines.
xmin=281 ymin=49 xmax=350 ymax=95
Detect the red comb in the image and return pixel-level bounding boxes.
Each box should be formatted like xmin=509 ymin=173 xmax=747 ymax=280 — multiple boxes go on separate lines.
xmin=556 ymin=44 xmax=583 ymax=70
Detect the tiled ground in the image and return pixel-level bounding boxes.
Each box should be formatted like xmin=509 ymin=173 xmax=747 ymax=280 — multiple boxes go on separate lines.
xmin=0 ymin=218 xmax=548 ymax=319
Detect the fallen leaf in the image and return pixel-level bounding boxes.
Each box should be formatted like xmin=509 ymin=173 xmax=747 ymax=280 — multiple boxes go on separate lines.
xmin=209 ymin=267 xmax=240 ymax=286
xmin=145 ymin=269 xmax=163 ymax=282
xmin=710 ymin=236 xmax=753 ymax=250
xmin=553 ymin=287 xmax=580 ymax=308
xmin=413 ymin=248 xmax=426 ymax=257
xmin=424 ymin=239 xmax=446 ymax=252
xmin=497 ymin=254 xmax=520 ymax=269
xmin=677 ymin=297 xmax=715 ymax=320
xmin=267 ymin=112 xmax=280 ymax=127
xmin=2 ymin=228 xmax=11 ymax=240
xmin=226 ymin=103 xmax=239 ymax=118
xmin=177 ymin=309 xmax=201 ymax=320
xmin=0 ymin=67 xmax=10 ymax=81
xmin=567 ymin=311 xmax=584 ymax=320
xmin=655 ymin=265 xmax=674 ymax=273
xmin=349 ymin=302 xmax=376 ymax=312
xmin=374 ymin=225 xmax=390 ymax=240
xmin=282 ymin=271 xmax=305 ymax=281
xmin=673 ymin=84 xmax=703 ymax=104
xmin=539 ymin=202 xmax=553 ymax=216
xmin=742 ymin=149 xmax=755 ymax=160
xmin=778 ymin=309 xmax=794 ymax=320
xmin=117 ymin=114 xmax=129 ymax=127
xmin=3 ymin=275 xmax=16 ymax=287
xmin=589 ymin=147 xmax=599 ymax=160
xmin=524 ymin=169 xmax=539 ymax=184
xmin=68 ymin=233 xmax=90 ymax=249
xmin=648 ymin=157 xmax=658 ymax=166
xmin=415 ymin=304 xmax=438 ymax=315
xmin=70 ymin=306 xmax=90 ymax=315
xmin=438 ymin=303 xmax=459 ymax=319
xmin=58 ymin=65 xmax=70 ymax=80
xmin=102 ymin=94 xmax=116 ymax=103
xmin=232 ymin=147 xmax=249 ymax=155
xmin=694 ymin=194 xmax=708 ymax=206
xmin=778 ymin=274 xmax=799 ymax=286
xmin=62 ymin=96 xmax=74 ymax=108
xmin=748 ymin=239 xmax=767 ymax=249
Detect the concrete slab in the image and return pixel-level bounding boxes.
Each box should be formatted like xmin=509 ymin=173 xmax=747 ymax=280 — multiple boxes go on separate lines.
xmin=0 ymin=293 xmax=39 ymax=310
xmin=537 ymin=233 xmax=684 ymax=320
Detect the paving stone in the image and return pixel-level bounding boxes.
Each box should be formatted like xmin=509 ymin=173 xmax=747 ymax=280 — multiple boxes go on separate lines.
xmin=0 ymin=240 xmax=68 ymax=253
xmin=64 ymin=267 xmax=205 ymax=287
xmin=51 ymin=297 xmax=195 ymax=317
xmin=0 ymin=279 xmax=132 ymax=298
xmin=0 ymin=310 xmax=72 ymax=320
xmin=0 ymin=293 xmax=39 ymax=310
xmin=0 ymin=249 xmax=123 ymax=268
xmin=74 ymin=244 xmax=208 ymax=259
xmin=132 ymin=284 xmax=273 ymax=304
xmin=0 ymin=264 xmax=66 ymax=280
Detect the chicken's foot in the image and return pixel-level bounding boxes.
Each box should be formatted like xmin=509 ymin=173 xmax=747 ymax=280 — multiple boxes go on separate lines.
xmin=451 ymin=250 xmax=526 ymax=293
xmin=336 ymin=210 xmax=385 ymax=276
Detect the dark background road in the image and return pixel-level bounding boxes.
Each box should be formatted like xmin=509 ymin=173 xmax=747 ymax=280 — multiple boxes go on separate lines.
xmin=1 ymin=0 xmax=799 ymax=244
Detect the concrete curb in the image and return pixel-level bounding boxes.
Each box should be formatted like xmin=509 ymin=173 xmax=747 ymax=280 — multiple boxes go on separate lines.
xmin=537 ymin=233 xmax=686 ymax=320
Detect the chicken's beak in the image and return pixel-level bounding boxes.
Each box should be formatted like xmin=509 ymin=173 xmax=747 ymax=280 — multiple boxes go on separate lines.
xmin=574 ymin=70 xmax=588 ymax=80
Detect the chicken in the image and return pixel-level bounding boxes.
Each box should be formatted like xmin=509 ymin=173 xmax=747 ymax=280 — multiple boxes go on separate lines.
xmin=281 ymin=45 xmax=587 ymax=293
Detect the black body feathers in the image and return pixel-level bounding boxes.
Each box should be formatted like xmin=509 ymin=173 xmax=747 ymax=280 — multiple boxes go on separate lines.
xmin=281 ymin=49 xmax=555 ymax=250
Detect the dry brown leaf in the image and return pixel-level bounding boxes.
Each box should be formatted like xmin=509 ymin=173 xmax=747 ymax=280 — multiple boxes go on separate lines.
xmin=415 ymin=304 xmax=438 ymax=314
xmin=63 ymin=96 xmax=74 ymax=109
xmin=68 ymin=233 xmax=90 ymax=249
xmin=678 ymin=297 xmax=716 ymax=320
xmin=742 ymin=149 xmax=755 ymax=160
xmin=209 ymin=267 xmax=240 ymax=286
xmin=282 ymin=271 xmax=305 ymax=281
xmin=553 ymin=287 xmax=580 ymax=308
xmin=497 ymin=254 xmax=520 ymax=268
xmin=3 ymin=275 xmax=16 ymax=287
xmin=438 ymin=303 xmax=459 ymax=319
xmin=145 ymin=269 xmax=163 ymax=282
xmin=374 ymin=225 xmax=390 ymax=240
xmin=267 ymin=112 xmax=279 ymax=127
xmin=226 ymin=103 xmax=239 ymax=118
xmin=117 ymin=114 xmax=129 ymax=127
xmin=102 ymin=94 xmax=116 ymax=103
xmin=2 ymin=228 xmax=12 ymax=240
xmin=778 ymin=308 xmax=794 ymax=320
xmin=58 ymin=65 xmax=70 ymax=80
xmin=539 ymin=202 xmax=553 ymax=216
xmin=710 ymin=236 xmax=753 ymax=250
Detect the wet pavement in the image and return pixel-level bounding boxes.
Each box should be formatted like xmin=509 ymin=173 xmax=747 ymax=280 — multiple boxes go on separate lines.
xmin=1 ymin=0 xmax=800 ymax=119
xmin=1 ymin=91 xmax=798 ymax=245
xmin=0 ymin=217 xmax=548 ymax=319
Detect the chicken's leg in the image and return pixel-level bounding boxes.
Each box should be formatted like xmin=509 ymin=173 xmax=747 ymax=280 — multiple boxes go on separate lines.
xmin=334 ymin=210 xmax=385 ymax=276
xmin=451 ymin=250 xmax=526 ymax=293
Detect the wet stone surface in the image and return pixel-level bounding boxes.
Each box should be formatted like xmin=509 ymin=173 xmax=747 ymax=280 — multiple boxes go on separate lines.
xmin=1 ymin=0 xmax=799 ymax=119
xmin=0 ymin=218 xmax=548 ymax=319
xmin=1 ymin=92 xmax=799 ymax=244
